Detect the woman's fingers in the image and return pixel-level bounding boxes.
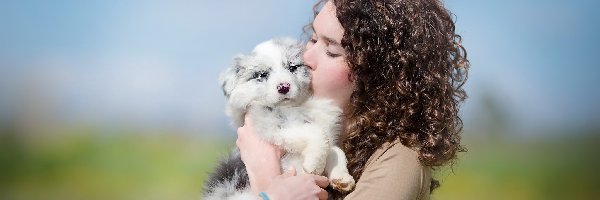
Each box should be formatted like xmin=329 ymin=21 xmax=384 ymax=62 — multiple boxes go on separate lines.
xmin=317 ymin=188 xmax=329 ymax=200
xmin=244 ymin=114 xmax=253 ymax=127
xmin=312 ymin=175 xmax=329 ymax=188
xmin=313 ymin=174 xmax=330 ymax=199
xmin=235 ymin=116 xmax=254 ymax=149
xmin=282 ymin=167 xmax=297 ymax=177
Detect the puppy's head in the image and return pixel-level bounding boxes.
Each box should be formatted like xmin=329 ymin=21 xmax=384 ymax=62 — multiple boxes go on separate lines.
xmin=219 ymin=38 xmax=310 ymax=122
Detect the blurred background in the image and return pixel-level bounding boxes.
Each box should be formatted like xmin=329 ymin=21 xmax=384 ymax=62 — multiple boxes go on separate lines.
xmin=1 ymin=0 xmax=599 ymax=199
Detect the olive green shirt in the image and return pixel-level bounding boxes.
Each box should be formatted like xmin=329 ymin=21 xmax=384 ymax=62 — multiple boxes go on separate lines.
xmin=344 ymin=140 xmax=431 ymax=200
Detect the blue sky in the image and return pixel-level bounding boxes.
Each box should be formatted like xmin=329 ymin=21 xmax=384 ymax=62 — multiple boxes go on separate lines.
xmin=446 ymin=0 xmax=600 ymax=133
xmin=1 ymin=0 xmax=599 ymax=136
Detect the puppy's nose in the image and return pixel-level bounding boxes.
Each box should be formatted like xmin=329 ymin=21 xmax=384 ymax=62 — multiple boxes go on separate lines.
xmin=277 ymin=83 xmax=291 ymax=94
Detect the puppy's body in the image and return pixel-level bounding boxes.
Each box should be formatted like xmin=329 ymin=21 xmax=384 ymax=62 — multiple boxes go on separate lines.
xmin=249 ymin=96 xmax=341 ymax=175
xmin=202 ymin=38 xmax=354 ymax=199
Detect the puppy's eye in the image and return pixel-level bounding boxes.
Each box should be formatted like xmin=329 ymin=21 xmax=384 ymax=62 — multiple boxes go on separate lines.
xmin=259 ymin=72 xmax=268 ymax=78
xmin=250 ymin=71 xmax=269 ymax=81
xmin=288 ymin=64 xmax=302 ymax=73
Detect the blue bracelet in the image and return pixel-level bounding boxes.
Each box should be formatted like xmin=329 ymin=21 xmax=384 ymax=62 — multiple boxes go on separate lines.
xmin=259 ymin=192 xmax=270 ymax=200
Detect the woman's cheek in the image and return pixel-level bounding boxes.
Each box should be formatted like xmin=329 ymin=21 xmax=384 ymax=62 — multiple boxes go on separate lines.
xmin=327 ymin=72 xmax=349 ymax=91
xmin=330 ymin=60 xmax=352 ymax=90
xmin=319 ymin=62 xmax=353 ymax=106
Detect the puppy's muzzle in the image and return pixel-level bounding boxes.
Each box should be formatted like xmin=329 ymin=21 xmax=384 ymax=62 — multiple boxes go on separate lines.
xmin=277 ymin=82 xmax=291 ymax=94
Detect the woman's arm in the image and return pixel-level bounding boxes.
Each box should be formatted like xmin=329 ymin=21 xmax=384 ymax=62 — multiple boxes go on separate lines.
xmin=236 ymin=115 xmax=329 ymax=199
xmin=236 ymin=115 xmax=284 ymax=193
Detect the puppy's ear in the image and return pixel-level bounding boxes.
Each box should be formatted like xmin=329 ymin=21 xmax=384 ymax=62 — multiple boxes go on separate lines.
xmin=218 ymin=55 xmax=244 ymax=98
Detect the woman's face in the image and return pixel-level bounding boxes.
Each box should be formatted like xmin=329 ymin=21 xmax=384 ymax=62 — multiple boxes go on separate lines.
xmin=304 ymin=1 xmax=354 ymax=110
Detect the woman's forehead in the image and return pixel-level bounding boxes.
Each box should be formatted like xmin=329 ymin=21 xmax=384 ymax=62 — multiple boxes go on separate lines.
xmin=313 ymin=1 xmax=344 ymax=44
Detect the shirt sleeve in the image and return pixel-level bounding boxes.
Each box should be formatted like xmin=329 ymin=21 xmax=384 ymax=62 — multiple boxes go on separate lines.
xmin=343 ymin=142 xmax=429 ymax=200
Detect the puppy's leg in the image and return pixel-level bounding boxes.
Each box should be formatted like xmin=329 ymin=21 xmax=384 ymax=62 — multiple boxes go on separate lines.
xmin=325 ymin=146 xmax=355 ymax=192
xmin=282 ymin=125 xmax=328 ymax=175
xmin=301 ymin=135 xmax=329 ymax=175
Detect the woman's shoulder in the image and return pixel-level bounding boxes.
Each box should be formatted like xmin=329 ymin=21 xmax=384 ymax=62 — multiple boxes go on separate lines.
xmin=345 ymin=139 xmax=431 ymax=200
xmin=365 ymin=139 xmax=421 ymax=169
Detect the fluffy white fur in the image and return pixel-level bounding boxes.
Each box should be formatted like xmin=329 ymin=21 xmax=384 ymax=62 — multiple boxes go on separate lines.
xmin=203 ymin=171 xmax=254 ymax=200
xmin=219 ymin=38 xmax=355 ymax=192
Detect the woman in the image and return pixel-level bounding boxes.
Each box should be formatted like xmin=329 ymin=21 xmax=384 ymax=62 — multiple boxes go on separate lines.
xmin=236 ymin=0 xmax=468 ymax=199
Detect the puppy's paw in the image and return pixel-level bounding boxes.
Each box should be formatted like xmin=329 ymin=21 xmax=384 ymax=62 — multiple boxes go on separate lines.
xmin=302 ymin=162 xmax=323 ymax=175
xmin=302 ymin=159 xmax=325 ymax=175
xmin=330 ymin=173 xmax=355 ymax=192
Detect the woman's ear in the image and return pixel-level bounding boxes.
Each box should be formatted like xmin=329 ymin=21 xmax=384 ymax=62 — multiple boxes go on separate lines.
xmin=347 ymin=71 xmax=355 ymax=83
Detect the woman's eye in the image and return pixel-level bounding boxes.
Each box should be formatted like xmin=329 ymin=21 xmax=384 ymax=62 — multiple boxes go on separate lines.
xmin=326 ymin=51 xmax=341 ymax=58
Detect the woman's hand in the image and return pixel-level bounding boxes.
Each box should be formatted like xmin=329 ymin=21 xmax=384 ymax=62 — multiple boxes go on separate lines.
xmin=264 ymin=167 xmax=329 ymax=200
xmin=236 ymin=115 xmax=283 ymax=193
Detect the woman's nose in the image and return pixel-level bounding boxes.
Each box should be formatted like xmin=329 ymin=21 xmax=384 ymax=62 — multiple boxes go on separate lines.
xmin=303 ymin=44 xmax=315 ymax=70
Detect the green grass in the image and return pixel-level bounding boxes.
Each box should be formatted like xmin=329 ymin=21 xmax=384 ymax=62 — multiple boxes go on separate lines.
xmin=432 ymin=134 xmax=600 ymax=200
xmin=1 ymin=127 xmax=599 ymax=200
xmin=0 ymin=128 xmax=233 ymax=200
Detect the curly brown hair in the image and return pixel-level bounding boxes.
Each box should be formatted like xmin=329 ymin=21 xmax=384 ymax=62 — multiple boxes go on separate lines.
xmin=307 ymin=0 xmax=469 ymax=196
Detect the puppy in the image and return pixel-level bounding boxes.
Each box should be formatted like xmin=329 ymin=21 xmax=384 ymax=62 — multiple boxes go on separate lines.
xmin=202 ymin=38 xmax=355 ymax=199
